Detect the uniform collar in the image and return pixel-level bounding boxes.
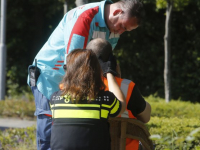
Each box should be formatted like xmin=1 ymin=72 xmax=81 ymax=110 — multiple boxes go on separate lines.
xmin=98 ymin=0 xmax=113 ymax=28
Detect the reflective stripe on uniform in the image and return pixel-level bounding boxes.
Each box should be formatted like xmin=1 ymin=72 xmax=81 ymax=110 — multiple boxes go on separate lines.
xmin=101 ymin=98 xmax=120 ymax=118
xmin=103 ymin=77 xmax=139 ymax=150
xmin=51 ymin=97 xmax=120 ymax=119
xmin=110 ymin=100 xmax=120 ymax=115
xmin=102 ymin=98 xmax=117 ymax=108
xmin=120 ymin=79 xmax=131 ymax=97
xmin=51 ymin=103 xmax=100 ymax=108
xmin=120 ymin=79 xmax=131 ymax=118
xmin=51 ymin=103 xmax=100 ymax=119
xmin=101 ymin=109 xmax=109 ymax=118
xmin=103 ymin=77 xmax=136 ymax=119
xmin=53 ymin=109 xmax=100 ymax=119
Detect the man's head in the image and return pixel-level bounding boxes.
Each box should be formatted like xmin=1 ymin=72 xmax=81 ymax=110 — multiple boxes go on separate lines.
xmin=105 ymin=0 xmax=145 ymax=35
xmin=86 ymin=38 xmax=112 ymax=62
xmin=86 ymin=38 xmax=121 ymax=77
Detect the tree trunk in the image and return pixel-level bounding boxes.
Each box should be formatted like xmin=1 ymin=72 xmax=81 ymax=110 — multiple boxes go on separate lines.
xmin=63 ymin=0 xmax=68 ymax=15
xmin=75 ymin=0 xmax=88 ymax=7
xmin=164 ymin=0 xmax=172 ymax=103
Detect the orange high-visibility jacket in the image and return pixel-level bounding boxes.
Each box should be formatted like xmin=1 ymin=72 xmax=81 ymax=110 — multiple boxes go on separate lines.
xmin=103 ymin=77 xmax=139 ymax=150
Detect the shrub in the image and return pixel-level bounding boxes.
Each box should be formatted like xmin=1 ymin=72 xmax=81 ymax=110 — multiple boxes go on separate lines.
xmin=0 ymin=99 xmax=35 ymax=119
xmin=0 ymin=126 xmax=36 ymax=150
xmin=146 ymin=95 xmax=200 ymax=118
xmin=1 ymin=95 xmax=200 ymax=149
xmin=146 ymin=96 xmax=200 ymax=149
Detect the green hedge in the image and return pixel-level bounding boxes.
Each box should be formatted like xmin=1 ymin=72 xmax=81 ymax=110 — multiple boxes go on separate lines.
xmin=147 ymin=95 xmax=200 ymax=118
xmin=0 ymin=99 xmax=35 ymax=119
xmin=0 ymin=126 xmax=36 ymax=150
xmin=146 ymin=96 xmax=200 ymax=149
xmin=148 ymin=117 xmax=200 ymax=149
xmin=0 ymin=96 xmax=200 ymax=149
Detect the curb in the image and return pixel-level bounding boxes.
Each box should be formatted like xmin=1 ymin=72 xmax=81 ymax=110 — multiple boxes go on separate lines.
xmin=0 ymin=118 xmax=36 ymax=130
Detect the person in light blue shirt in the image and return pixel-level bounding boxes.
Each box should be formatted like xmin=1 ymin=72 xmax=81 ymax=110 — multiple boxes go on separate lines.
xmin=27 ymin=0 xmax=145 ymax=149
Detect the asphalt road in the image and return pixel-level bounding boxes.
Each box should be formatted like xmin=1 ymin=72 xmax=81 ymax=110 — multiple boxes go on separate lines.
xmin=0 ymin=118 xmax=36 ymax=131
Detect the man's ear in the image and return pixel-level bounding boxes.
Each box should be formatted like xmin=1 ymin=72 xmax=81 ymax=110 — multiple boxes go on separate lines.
xmin=113 ymin=9 xmax=123 ymax=16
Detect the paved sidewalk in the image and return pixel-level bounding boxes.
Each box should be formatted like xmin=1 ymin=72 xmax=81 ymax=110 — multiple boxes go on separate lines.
xmin=0 ymin=118 xmax=36 ymax=131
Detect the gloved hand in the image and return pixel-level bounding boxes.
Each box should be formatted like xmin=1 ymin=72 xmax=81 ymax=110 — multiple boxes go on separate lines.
xmin=98 ymin=54 xmax=118 ymax=77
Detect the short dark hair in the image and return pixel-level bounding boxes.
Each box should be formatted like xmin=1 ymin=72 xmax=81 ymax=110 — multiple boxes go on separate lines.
xmin=86 ymin=38 xmax=112 ymax=62
xmin=117 ymin=0 xmax=145 ymax=25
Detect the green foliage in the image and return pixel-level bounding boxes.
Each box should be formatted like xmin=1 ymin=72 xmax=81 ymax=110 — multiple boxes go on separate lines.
xmin=148 ymin=117 xmax=200 ymax=137
xmin=0 ymin=96 xmax=200 ymax=149
xmin=170 ymin=1 xmax=200 ymax=102
xmin=156 ymin=0 xmax=167 ymax=9
xmin=114 ymin=1 xmax=200 ymax=102
xmin=0 ymin=99 xmax=35 ymax=119
xmin=146 ymin=96 xmax=200 ymax=149
xmin=114 ymin=2 xmax=165 ymax=98
xmin=147 ymin=95 xmax=200 ymax=118
xmin=148 ymin=117 xmax=200 ymax=149
xmin=156 ymin=0 xmax=190 ymax=11
xmin=5 ymin=0 xmax=200 ymax=103
xmin=6 ymin=0 xmax=64 ymax=97
xmin=0 ymin=126 xmax=36 ymax=150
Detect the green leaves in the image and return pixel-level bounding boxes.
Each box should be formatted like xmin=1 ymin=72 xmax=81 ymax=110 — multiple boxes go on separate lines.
xmin=0 ymin=95 xmax=199 ymax=149
xmin=148 ymin=117 xmax=200 ymax=149
xmin=0 ymin=98 xmax=35 ymax=119
xmin=156 ymin=0 xmax=190 ymax=11
xmin=147 ymin=96 xmax=200 ymax=149
xmin=0 ymin=126 xmax=36 ymax=149
xmin=4 ymin=0 xmax=200 ymax=103
xmin=156 ymin=0 xmax=167 ymax=9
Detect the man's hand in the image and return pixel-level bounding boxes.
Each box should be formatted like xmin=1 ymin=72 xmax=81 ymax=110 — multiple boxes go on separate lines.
xmin=98 ymin=54 xmax=118 ymax=77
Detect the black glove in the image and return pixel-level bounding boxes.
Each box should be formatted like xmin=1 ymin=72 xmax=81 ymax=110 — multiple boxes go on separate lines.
xmin=98 ymin=54 xmax=118 ymax=77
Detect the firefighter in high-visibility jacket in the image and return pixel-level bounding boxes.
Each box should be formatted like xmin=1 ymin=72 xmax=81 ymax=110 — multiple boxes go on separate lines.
xmin=86 ymin=38 xmax=152 ymax=150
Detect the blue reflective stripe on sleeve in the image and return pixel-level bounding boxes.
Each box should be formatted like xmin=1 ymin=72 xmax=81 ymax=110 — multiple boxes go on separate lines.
xmin=69 ymin=34 xmax=85 ymax=53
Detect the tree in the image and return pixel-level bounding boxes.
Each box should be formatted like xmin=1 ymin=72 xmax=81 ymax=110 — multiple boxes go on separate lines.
xmin=156 ymin=0 xmax=190 ymax=102
xmin=6 ymin=0 xmax=64 ymax=96
xmin=164 ymin=0 xmax=172 ymax=103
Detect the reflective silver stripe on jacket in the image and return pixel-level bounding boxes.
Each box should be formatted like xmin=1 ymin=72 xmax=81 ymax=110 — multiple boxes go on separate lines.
xmin=120 ymin=79 xmax=131 ymax=118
